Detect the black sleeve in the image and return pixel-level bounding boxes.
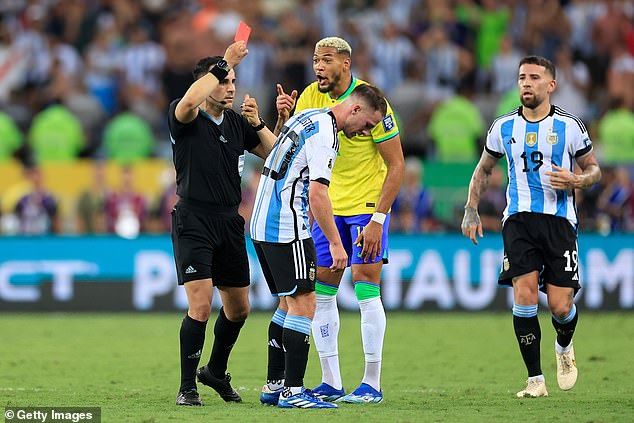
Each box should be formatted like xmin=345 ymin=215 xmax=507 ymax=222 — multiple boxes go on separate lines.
xmin=241 ymin=115 xmax=262 ymax=152
xmin=485 ymin=146 xmax=504 ymax=158
xmin=167 ymin=98 xmax=190 ymax=139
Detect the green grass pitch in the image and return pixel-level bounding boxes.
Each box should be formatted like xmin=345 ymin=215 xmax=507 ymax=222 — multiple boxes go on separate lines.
xmin=2 ymin=312 xmax=633 ymax=422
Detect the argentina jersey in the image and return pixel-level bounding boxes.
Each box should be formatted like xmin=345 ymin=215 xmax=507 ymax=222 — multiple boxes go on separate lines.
xmin=250 ymin=108 xmax=339 ymax=242
xmin=485 ymin=105 xmax=593 ymax=228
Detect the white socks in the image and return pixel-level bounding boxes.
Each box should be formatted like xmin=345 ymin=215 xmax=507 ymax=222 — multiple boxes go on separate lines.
xmin=312 ymin=294 xmax=387 ymax=392
xmin=312 ymin=294 xmax=342 ymax=390
xmin=359 ymin=296 xmax=386 ymax=392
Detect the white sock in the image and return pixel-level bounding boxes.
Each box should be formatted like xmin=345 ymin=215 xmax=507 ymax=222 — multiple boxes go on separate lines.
xmin=555 ymin=340 xmax=572 ymax=354
xmin=311 ymin=294 xmax=342 ymax=390
xmin=282 ymin=386 xmax=303 ymax=397
xmin=359 ymin=296 xmax=386 ymax=392
xmin=528 ymin=374 xmax=545 ymax=383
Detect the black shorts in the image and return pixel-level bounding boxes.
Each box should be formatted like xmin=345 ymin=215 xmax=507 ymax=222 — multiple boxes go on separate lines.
xmin=171 ymin=200 xmax=249 ymax=286
xmin=500 ymin=212 xmax=580 ymax=294
xmin=253 ymin=238 xmax=317 ymax=297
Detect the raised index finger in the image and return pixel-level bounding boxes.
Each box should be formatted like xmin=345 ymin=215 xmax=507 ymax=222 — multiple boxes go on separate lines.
xmin=276 ymin=84 xmax=285 ymax=96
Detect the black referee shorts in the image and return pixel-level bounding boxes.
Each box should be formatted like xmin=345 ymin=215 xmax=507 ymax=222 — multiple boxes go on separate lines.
xmin=253 ymin=238 xmax=317 ymax=297
xmin=499 ymin=212 xmax=580 ymax=294
xmin=171 ymin=200 xmax=249 ymax=287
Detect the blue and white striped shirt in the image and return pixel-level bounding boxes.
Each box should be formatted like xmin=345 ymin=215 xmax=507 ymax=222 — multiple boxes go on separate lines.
xmin=485 ymin=105 xmax=593 ymax=228
xmin=250 ymin=108 xmax=339 ymax=243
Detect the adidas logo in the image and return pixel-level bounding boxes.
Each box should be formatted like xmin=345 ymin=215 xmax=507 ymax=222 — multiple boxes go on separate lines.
xmin=185 ymin=266 xmax=197 ymax=274
xmin=572 ymin=273 xmax=578 ymax=281
xmin=268 ymin=339 xmax=281 ymax=349
xmin=187 ymin=349 xmax=202 ymax=359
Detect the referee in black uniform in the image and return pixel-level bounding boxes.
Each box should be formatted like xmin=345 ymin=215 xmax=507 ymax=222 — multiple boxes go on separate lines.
xmin=168 ymin=40 xmax=276 ymax=406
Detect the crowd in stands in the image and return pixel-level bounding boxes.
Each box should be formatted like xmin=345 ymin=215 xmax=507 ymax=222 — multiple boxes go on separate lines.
xmin=0 ymin=0 xmax=633 ymax=236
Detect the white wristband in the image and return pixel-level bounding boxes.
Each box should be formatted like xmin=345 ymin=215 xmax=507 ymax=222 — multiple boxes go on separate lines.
xmin=370 ymin=212 xmax=387 ymax=225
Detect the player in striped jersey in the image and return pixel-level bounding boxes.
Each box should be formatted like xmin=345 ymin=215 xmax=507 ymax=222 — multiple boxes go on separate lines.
xmin=249 ymin=84 xmax=388 ymax=408
xmin=462 ymin=56 xmax=601 ymax=398
xmin=274 ymin=36 xmax=404 ymax=405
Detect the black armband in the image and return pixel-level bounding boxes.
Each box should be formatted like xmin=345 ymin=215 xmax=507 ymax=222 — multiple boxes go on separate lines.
xmin=209 ymin=63 xmax=229 ymax=81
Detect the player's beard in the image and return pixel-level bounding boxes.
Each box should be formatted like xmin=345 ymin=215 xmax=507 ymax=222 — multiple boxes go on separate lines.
xmin=318 ymin=72 xmax=341 ymax=93
xmin=520 ymin=93 xmax=543 ymax=109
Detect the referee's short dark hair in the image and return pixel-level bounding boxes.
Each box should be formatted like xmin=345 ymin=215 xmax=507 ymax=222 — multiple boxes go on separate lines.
xmin=350 ymin=84 xmax=388 ymax=117
xmin=193 ymin=56 xmax=223 ymax=80
xmin=519 ymin=55 xmax=556 ymax=79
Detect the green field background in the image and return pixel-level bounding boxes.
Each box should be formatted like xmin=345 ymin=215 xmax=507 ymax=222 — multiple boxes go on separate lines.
xmin=2 ymin=312 xmax=633 ymax=422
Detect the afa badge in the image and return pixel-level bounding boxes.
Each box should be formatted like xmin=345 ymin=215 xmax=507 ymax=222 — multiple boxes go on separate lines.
xmin=547 ymin=130 xmax=558 ymax=145
xmin=382 ymin=115 xmax=395 ymax=132
xmin=503 ymin=256 xmax=510 ymax=272
xmin=309 ymin=262 xmax=316 ymax=281
xmin=525 ymin=132 xmax=537 ymax=147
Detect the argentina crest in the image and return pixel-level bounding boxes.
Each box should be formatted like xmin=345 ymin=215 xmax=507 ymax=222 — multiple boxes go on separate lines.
xmin=525 ymin=132 xmax=537 ymax=147
xmin=547 ymin=129 xmax=558 ymax=145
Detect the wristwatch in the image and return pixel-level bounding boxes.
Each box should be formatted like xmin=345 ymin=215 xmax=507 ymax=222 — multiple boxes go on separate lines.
xmin=252 ymin=117 xmax=266 ymax=132
xmin=209 ymin=59 xmax=230 ymax=81
xmin=215 ymin=59 xmax=230 ymax=73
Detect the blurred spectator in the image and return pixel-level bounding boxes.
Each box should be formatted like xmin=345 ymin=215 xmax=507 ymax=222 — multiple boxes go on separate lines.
xmin=478 ymin=165 xmax=506 ymax=232
xmin=467 ymin=0 xmax=511 ymax=87
xmin=522 ymin=0 xmax=570 ymax=60
xmin=102 ymin=112 xmax=155 ymax=163
xmin=391 ymin=157 xmax=436 ymax=233
xmin=597 ymin=98 xmax=634 ymax=165
xmin=28 ymin=104 xmax=84 ymax=162
xmin=119 ymin=23 xmax=166 ymax=127
xmin=0 ymin=111 xmax=23 ymax=162
xmin=371 ymin=21 xmax=416 ymax=94
xmin=14 ymin=163 xmax=59 ymax=235
xmin=104 ymin=165 xmax=147 ymax=238
xmin=0 ymin=19 xmax=28 ymax=103
xmin=158 ymin=9 xmax=197 ymax=106
xmin=428 ymin=77 xmax=484 ymax=163
xmin=564 ymin=0 xmax=604 ymax=61
xmin=552 ymin=45 xmax=591 ymax=121
xmin=597 ymin=166 xmax=632 ymax=233
xmin=606 ymin=42 xmax=634 ymax=111
xmin=275 ymin=11 xmax=312 ymax=94
xmin=83 ymin=14 xmax=122 ymax=115
xmin=418 ymin=24 xmax=473 ymax=102
xmin=491 ymin=34 xmax=524 ymax=94
xmin=76 ymin=161 xmax=109 ymax=234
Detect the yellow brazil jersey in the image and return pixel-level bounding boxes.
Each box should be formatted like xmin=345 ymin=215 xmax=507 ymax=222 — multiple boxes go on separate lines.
xmin=294 ymin=77 xmax=399 ymax=215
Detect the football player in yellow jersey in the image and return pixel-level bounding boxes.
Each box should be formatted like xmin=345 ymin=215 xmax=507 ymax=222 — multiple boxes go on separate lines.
xmin=265 ymin=37 xmax=404 ymax=404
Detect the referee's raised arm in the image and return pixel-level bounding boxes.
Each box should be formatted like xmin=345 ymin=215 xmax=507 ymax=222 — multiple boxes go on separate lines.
xmin=175 ymin=41 xmax=248 ymax=124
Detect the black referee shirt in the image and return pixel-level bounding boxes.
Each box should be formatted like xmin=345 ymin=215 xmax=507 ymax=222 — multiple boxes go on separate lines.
xmin=168 ymin=99 xmax=261 ymax=208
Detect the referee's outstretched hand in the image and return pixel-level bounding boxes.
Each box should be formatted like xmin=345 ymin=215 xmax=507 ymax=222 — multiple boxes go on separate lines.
xmin=223 ymin=41 xmax=248 ymax=69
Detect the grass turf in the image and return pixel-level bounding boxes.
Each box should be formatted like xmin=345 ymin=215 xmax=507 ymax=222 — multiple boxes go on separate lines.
xmin=1 ymin=312 xmax=633 ymax=422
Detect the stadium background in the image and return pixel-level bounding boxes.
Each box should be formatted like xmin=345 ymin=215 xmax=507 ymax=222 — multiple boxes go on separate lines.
xmin=1 ymin=1 xmax=633 ymax=422
xmin=0 ymin=0 xmax=632 ymax=311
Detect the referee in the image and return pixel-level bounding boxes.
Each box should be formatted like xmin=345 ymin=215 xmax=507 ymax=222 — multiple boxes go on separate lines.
xmin=169 ymin=40 xmax=276 ymax=406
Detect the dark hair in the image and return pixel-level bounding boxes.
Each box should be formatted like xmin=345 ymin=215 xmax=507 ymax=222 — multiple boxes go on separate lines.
xmin=350 ymin=84 xmax=388 ymax=117
xmin=519 ymin=55 xmax=556 ymax=79
xmin=192 ymin=56 xmax=223 ymax=80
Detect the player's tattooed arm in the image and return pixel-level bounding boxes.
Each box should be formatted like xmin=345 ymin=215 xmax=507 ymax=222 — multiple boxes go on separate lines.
xmin=546 ymin=150 xmax=601 ymax=191
xmin=461 ymin=150 xmax=499 ymax=245
xmin=573 ymin=151 xmax=601 ymax=189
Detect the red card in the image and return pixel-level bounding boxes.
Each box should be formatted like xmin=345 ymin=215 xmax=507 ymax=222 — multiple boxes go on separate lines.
xmin=234 ymin=21 xmax=252 ymax=44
